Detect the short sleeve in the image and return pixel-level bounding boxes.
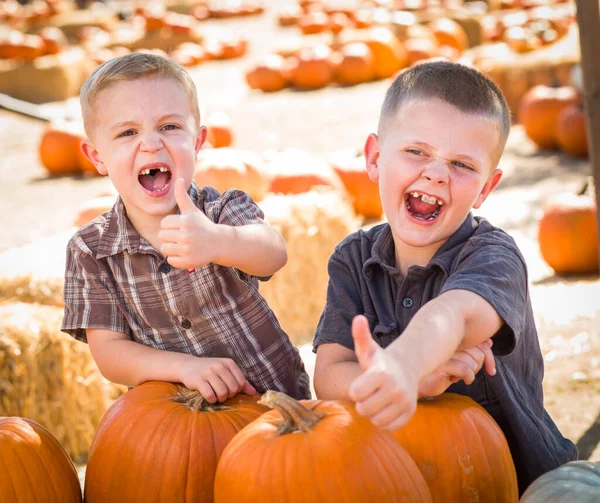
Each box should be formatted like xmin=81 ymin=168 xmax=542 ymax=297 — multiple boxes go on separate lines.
xmin=61 ymin=239 xmax=129 ymax=343
xmin=312 ymin=249 xmax=364 ymax=352
xmin=203 ymin=188 xmax=265 ymax=227
xmin=440 ymin=241 xmax=528 ymax=356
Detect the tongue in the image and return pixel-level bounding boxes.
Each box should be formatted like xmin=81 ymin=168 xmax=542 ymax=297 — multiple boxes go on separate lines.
xmin=408 ymin=195 xmax=438 ymax=218
xmin=139 ymin=171 xmax=170 ymax=191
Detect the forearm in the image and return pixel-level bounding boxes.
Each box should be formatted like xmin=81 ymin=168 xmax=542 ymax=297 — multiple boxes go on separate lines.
xmin=215 ymin=223 xmax=287 ymax=276
xmin=314 ymin=360 xmax=362 ymax=400
xmin=92 ymin=338 xmax=197 ymax=387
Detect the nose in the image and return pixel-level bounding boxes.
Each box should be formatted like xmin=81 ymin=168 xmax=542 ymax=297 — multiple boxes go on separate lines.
xmin=139 ymin=132 xmax=163 ymax=153
xmin=421 ymin=157 xmax=449 ymax=184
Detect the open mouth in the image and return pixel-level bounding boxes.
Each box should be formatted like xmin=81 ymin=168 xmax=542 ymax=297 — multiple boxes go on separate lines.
xmin=138 ymin=164 xmax=172 ymax=193
xmin=405 ymin=191 xmax=444 ymax=221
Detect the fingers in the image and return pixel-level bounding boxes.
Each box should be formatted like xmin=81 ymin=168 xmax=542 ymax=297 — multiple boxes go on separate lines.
xmin=351 ymin=315 xmax=379 ymax=371
xmin=482 ymin=342 xmax=496 ymax=376
xmin=242 ymin=381 xmax=258 ymax=395
xmin=174 ymin=178 xmax=197 ymax=214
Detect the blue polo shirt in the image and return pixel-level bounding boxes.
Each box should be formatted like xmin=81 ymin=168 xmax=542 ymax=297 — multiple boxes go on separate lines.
xmin=313 ymin=212 xmax=577 ymax=494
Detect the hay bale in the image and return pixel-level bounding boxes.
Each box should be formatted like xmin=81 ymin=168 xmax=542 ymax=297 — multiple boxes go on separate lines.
xmin=259 ymin=188 xmax=361 ymax=345
xmin=0 ymin=230 xmax=70 ymax=307
xmin=0 ymin=302 xmax=126 ymax=462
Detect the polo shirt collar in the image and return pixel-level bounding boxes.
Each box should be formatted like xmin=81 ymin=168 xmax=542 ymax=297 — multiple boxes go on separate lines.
xmin=362 ymin=212 xmax=479 ymax=279
xmin=95 ymin=181 xmax=203 ymax=259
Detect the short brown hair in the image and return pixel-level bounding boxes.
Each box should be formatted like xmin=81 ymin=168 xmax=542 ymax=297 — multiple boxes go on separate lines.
xmin=378 ymin=61 xmax=511 ymax=161
xmin=80 ymin=53 xmax=200 ymax=137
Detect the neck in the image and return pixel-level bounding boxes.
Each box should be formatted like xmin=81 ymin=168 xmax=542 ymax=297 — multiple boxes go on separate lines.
xmin=393 ymin=239 xmax=441 ymax=277
xmin=125 ymin=207 xmax=167 ymax=251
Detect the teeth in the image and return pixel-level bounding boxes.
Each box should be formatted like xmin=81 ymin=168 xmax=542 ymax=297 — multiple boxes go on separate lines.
xmin=139 ymin=166 xmax=170 ymax=175
xmin=159 ymin=167 xmax=169 ymax=172
xmin=140 ymin=169 xmax=150 ymax=175
xmin=421 ymin=194 xmax=437 ymax=204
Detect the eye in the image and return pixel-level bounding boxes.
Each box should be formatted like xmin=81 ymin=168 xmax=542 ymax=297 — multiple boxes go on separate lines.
xmin=451 ymin=160 xmax=475 ymax=170
xmin=161 ymin=124 xmax=180 ymax=131
xmin=406 ymin=148 xmax=425 ymax=156
xmin=117 ymin=130 xmax=136 ymax=138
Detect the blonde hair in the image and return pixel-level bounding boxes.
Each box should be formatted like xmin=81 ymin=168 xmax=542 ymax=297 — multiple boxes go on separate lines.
xmin=80 ymin=53 xmax=200 ymax=137
xmin=379 ymin=61 xmax=511 ymax=163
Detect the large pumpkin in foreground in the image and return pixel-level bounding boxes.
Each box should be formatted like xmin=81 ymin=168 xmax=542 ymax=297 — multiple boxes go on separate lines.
xmin=214 ymin=391 xmax=433 ymax=503
xmin=520 ymin=461 xmax=600 ymax=502
xmin=538 ymin=191 xmax=598 ymax=275
xmin=393 ymin=393 xmax=519 ymax=503
xmin=0 ymin=417 xmax=82 ymax=503
xmin=84 ymin=381 xmax=268 ymax=503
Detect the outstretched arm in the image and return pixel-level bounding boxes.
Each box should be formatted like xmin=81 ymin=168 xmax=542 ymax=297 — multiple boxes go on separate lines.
xmin=160 ymin=178 xmax=287 ymax=276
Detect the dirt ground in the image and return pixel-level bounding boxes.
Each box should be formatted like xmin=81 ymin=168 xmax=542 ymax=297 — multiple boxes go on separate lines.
xmin=1 ymin=0 xmax=599 ymax=476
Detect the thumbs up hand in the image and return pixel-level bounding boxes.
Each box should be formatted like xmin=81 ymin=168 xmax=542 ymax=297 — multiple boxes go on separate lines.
xmin=348 ymin=315 xmax=418 ymax=431
xmin=159 ymin=178 xmax=219 ymax=269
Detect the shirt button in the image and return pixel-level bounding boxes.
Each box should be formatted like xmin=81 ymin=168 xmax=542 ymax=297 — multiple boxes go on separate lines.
xmin=402 ymin=297 xmax=414 ymax=308
xmin=159 ymin=263 xmax=171 ymax=274
xmin=181 ymin=319 xmax=192 ymax=329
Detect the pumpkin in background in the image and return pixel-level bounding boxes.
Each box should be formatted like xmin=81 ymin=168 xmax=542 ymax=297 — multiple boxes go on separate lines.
xmin=38 ymin=26 xmax=67 ymax=55
xmin=538 ymin=190 xmax=598 ymax=275
xmin=73 ymin=195 xmax=118 ymax=227
xmin=265 ymin=147 xmax=345 ymax=195
xmin=520 ymin=461 xmax=600 ymax=503
xmin=288 ymin=44 xmax=335 ymax=90
xmin=404 ymin=37 xmax=440 ymax=66
xmin=332 ymin=42 xmax=375 ymax=86
xmin=205 ymin=111 xmax=233 ymax=148
xmin=328 ymin=148 xmax=382 ymax=218
xmin=194 ymin=147 xmax=270 ymax=201
xmin=518 ymin=84 xmax=579 ymax=150
xmin=0 ymin=416 xmax=82 ymax=503
xmin=298 ymin=10 xmax=330 ymax=35
xmin=246 ymin=54 xmax=289 ymax=92
xmin=556 ymin=101 xmax=588 ymax=157
xmin=84 ymin=381 xmax=268 ymax=503
xmin=427 ymin=18 xmax=469 ymax=53
xmin=393 ymin=393 xmax=519 ymax=503
xmin=348 ymin=27 xmax=408 ymax=80
xmin=214 ymin=391 xmax=433 ymax=503
xmin=39 ymin=121 xmax=86 ymax=175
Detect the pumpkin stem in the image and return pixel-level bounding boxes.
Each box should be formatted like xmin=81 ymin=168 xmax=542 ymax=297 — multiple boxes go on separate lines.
xmin=172 ymin=386 xmax=233 ymax=412
xmin=259 ymin=390 xmax=324 ymax=435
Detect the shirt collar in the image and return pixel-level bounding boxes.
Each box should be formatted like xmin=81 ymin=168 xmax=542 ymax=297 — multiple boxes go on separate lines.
xmin=96 ymin=181 xmax=203 ymax=259
xmin=362 ymin=212 xmax=479 ymax=280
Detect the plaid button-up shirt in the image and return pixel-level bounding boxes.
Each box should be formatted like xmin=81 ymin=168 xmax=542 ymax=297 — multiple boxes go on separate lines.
xmin=61 ymin=182 xmax=310 ymax=399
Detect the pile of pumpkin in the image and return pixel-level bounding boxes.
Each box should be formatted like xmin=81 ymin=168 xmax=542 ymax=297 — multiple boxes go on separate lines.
xmin=4 ymin=384 xmax=599 ymax=502
xmin=246 ymin=17 xmax=470 ymax=92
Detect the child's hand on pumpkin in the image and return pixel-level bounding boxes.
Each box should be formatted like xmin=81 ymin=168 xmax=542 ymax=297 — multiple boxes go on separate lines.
xmin=159 ymin=178 xmax=221 ymax=269
xmin=348 ymin=315 xmax=419 ymax=431
xmin=178 ymin=356 xmax=257 ymax=403
xmin=417 ymin=339 xmax=495 ymax=398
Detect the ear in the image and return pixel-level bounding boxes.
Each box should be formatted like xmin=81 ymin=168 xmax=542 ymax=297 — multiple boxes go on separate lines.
xmin=195 ymin=125 xmax=208 ymax=154
xmin=364 ymin=133 xmax=380 ymax=182
xmin=80 ymin=139 xmax=107 ymax=176
xmin=473 ymin=168 xmax=503 ymax=209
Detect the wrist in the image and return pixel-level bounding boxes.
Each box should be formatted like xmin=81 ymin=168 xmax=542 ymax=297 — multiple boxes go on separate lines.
xmin=212 ymin=223 xmax=236 ymax=266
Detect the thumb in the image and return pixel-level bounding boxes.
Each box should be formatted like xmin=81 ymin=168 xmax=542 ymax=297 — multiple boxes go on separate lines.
xmin=352 ymin=315 xmax=379 ymax=371
xmin=174 ymin=178 xmax=198 ymax=214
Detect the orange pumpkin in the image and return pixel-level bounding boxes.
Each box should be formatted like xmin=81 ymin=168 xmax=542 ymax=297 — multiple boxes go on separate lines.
xmin=538 ymin=191 xmax=598 ymax=275
xmin=277 ymin=5 xmax=301 ymax=26
xmin=333 ymin=42 xmax=375 ymax=86
xmin=245 ymin=54 xmax=289 ymax=92
xmin=205 ymin=111 xmax=234 ymax=148
xmin=518 ymin=84 xmax=579 ymax=150
xmin=194 ymin=147 xmax=270 ymax=201
xmin=404 ymin=37 xmax=440 ymax=66
xmin=266 ymin=148 xmax=344 ymax=195
xmin=393 ymin=393 xmax=519 ymax=503
xmin=214 ymin=391 xmax=433 ymax=503
xmin=85 ymin=382 xmax=268 ymax=503
xmin=428 ymin=18 xmax=469 ymax=52
xmin=39 ymin=121 xmax=86 ymax=175
xmin=556 ymin=102 xmax=588 ymax=157
xmin=299 ymin=10 xmax=330 ymax=35
xmin=329 ymin=148 xmax=382 ymax=218
xmin=38 ymin=26 xmax=66 ymax=55
xmin=288 ymin=44 xmax=335 ymax=90
xmin=0 ymin=417 xmax=82 ymax=503
xmin=73 ymin=195 xmax=118 ymax=227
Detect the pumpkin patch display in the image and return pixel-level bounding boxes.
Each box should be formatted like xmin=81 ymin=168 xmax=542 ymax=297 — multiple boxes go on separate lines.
xmin=214 ymin=391 xmax=433 ymax=502
xmin=245 ymin=53 xmax=289 ymax=92
xmin=205 ymin=111 xmax=234 ymax=148
xmin=520 ymin=460 xmax=600 ymax=503
xmin=393 ymin=393 xmax=519 ymax=503
xmin=518 ymin=84 xmax=579 ymax=150
xmin=538 ymin=190 xmax=599 ymax=275
xmin=287 ymin=44 xmax=335 ymax=90
xmin=73 ymin=195 xmax=118 ymax=228
xmin=195 ymin=147 xmax=270 ymax=201
xmin=0 ymin=416 xmax=82 ymax=503
xmin=85 ymin=382 xmax=268 ymax=503
xmin=332 ymin=42 xmax=375 ymax=86
xmin=555 ymin=101 xmax=588 ymax=158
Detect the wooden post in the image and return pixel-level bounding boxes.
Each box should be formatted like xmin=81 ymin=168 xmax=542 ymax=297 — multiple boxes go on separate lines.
xmin=574 ymin=0 xmax=600 ymax=270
